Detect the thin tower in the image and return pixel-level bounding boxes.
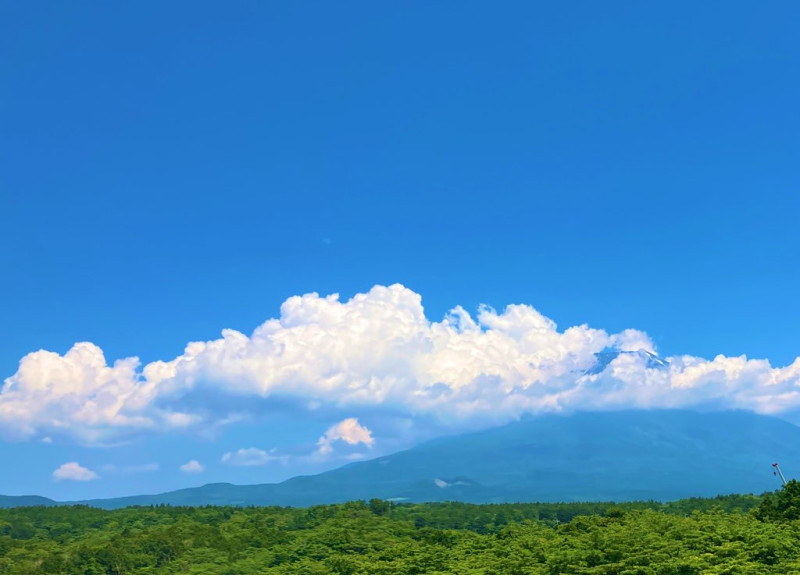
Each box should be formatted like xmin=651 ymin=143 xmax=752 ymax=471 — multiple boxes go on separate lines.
xmin=772 ymin=463 xmax=787 ymax=486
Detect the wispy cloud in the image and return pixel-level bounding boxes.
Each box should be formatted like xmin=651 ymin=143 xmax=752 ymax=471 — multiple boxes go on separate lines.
xmin=101 ymin=463 xmax=159 ymax=475
xmin=121 ymin=463 xmax=159 ymax=475
xmin=221 ymin=447 xmax=283 ymax=467
xmin=4 ymin=284 xmax=800 ymax=444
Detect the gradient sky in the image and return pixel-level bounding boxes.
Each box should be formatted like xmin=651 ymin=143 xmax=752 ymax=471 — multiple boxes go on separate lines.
xmin=2 ymin=1 xmax=799 ymax=500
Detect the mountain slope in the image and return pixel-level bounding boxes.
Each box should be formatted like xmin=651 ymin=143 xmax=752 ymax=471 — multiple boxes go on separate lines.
xmin=79 ymin=410 xmax=796 ymax=509
xmin=0 ymin=495 xmax=57 ymax=508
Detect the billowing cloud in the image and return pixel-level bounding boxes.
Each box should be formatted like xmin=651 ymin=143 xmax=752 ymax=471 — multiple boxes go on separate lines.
xmin=4 ymin=284 xmax=800 ymax=444
xmin=180 ymin=460 xmax=204 ymax=473
xmin=317 ymin=418 xmax=374 ymax=455
xmin=53 ymin=462 xmax=98 ymax=481
xmin=221 ymin=447 xmax=281 ymax=467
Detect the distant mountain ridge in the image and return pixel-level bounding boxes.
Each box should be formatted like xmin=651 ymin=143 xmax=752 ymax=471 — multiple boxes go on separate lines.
xmin=2 ymin=410 xmax=795 ymax=509
xmin=0 ymin=495 xmax=57 ymax=508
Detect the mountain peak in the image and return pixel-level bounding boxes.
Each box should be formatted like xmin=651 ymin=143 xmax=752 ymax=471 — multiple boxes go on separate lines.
xmin=584 ymin=348 xmax=669 ymax=375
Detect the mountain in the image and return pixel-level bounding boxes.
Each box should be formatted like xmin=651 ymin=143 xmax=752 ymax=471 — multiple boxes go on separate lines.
xmin=0 ymin=495 xmax=57 ymax=508
xmin=584 ymin=348 xmax=669 ymax=375
xmin=74 ymin=410 xmax=796 ymax=509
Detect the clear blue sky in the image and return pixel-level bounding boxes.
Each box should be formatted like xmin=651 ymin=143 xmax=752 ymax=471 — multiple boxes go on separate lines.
xmin=1 ymin=1 xmax=799 ymax=499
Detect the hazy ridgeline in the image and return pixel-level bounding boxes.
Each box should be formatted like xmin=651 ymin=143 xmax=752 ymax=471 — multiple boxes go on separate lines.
xmin=3 ymin=488 xmax=800 ymax=574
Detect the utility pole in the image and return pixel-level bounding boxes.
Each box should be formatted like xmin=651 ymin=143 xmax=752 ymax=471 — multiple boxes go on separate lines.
xmin=772 ymin=463 xmax=787 ymax=486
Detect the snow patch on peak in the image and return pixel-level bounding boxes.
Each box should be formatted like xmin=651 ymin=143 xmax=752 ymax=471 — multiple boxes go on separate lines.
xmin=585 ymin=348 xmax=669 ymax=375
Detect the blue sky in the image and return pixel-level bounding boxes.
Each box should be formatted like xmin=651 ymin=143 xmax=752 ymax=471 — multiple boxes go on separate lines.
xmin=2 ymin=2 xmax=799 ymax=500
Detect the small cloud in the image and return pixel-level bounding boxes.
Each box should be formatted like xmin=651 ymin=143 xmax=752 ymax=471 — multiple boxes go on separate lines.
xmin=316 ymin=418 xmax=374 ymax=456
xmin=41 ymin=436 xmax=53 ymax=444
xmin=53 ymin=462 xmax=98 ymax=481
xmin=180 ymin=460 xmax=205 ymax=474
xmin=221 ymin=447 xmax=280 ymax=467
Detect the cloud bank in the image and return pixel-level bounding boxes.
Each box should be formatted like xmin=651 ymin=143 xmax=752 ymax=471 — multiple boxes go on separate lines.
xmin=4 ymin=284 xmax=800 ymax=444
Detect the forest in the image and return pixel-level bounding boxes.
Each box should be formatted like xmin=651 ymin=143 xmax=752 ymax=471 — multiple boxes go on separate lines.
xmin=1 ymin=483 xmax=799 ymax=574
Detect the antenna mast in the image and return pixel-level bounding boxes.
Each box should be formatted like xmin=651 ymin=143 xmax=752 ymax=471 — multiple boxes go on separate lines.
xmin=772 ymin=463 xmax=787 ymax=486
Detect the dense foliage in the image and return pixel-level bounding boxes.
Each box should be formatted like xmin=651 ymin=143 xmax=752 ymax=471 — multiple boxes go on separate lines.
xmin=1 ymin=491 xmax=798 ymax=574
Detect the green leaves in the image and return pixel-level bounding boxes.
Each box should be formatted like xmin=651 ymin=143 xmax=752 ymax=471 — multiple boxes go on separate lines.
xmin=755 ymin=480 xmax=800 ymax=522
xmin=0 ymin=495 xmax=798 ymax=574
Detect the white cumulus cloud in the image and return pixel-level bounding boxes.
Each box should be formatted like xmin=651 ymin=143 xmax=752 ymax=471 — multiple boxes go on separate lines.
xmin=221 ymin=447 xmax=281 ymax=466
xmin=317 ymin=417 xmax=374 ymax=455
xmin=180 ymin=460 xmax=204 ymax=473
xmin=3 ymin=283 xmax=800 ymax=444
xmin=53 ymin=462 xmax=98 ymax=481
